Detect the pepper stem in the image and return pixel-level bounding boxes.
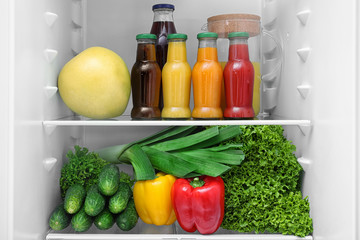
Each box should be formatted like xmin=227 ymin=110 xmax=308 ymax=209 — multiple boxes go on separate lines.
xmin=190 ymin=177 xmax=205 ymax=188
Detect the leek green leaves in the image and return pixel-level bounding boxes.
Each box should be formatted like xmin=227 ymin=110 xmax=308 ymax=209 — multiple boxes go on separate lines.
xmin=96 ymin=126 xmax=244 ymax=180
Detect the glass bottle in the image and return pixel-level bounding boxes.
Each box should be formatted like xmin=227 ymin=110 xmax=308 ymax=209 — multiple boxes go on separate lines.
xmin=161 ymin=34 xmax=191 ymax=119
xmin=130 ymin=34 xmax=161 ymax=120
xmin=150 ymin=4 xmax=177 ymax=110
xmin=192 ymin=32 xmax=223 ymax=119
xmin=223 ymin=32 xmax=255 ymax=119
xmin=205 ymin=14 xmax=262 ymax=116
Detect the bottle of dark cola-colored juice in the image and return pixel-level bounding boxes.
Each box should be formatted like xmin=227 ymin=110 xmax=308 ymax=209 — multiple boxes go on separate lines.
xmin=150 ymin=4 xmax=177 ymax=109
xmin=130 ymin=34 xmax=161 ymax=120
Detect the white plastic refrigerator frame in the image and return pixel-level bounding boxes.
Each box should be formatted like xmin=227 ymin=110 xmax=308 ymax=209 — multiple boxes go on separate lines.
xmin=0 ymin=0 xmax=11 ymax=238
xmin=1 ymin=0 xmax=360 ymax=240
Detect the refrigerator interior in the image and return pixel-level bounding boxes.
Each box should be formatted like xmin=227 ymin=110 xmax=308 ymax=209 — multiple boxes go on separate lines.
xmin=1 ymin=0 xmax=359 ymax=240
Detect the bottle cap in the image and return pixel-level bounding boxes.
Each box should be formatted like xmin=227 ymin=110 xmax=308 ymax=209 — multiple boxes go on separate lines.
xmin=152 ymin=4 xmax=175 ymax=10
xmin=167 ymin=33 xmax=187 ymax=40
xmin=136 ymin=34 xmax=157 ymax=40
xmin=228 ymin=32 xmax=250 ymax=38
xmin=197 ymin=32 xmax=218 ymax=39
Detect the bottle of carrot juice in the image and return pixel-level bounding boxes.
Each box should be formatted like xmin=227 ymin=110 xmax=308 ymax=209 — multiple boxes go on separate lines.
xmin=192 ymin=32 xmax=223 ymax=119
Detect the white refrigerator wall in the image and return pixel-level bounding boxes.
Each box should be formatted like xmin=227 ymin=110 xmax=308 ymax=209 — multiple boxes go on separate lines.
xmin=272 ymin=1 xmax=359 ymax=239
xmin=0 ymin=0 xmax=11 ymax=238
xmin=1 ymin=0 xmax=78 ymax=239
xmin=0 ymin=1 xmax=359 ymax=240
xmin=357 ymin=0 xmax=360 ymax=237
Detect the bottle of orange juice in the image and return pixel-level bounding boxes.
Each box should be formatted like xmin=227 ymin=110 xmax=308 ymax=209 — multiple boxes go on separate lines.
xmin=161 ymin=33 xmax=192 ymax=119
xmin=192 ymin=32 xmax=223 ymax=119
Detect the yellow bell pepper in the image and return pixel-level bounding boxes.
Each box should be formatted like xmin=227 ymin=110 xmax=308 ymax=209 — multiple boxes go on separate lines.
xmin=133 ymin=172 xmax=177 ymax=225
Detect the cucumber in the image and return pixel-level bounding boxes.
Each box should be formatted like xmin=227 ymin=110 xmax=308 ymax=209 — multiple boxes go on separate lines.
xmin=84 ymin=185 xmax=105 ymax=216
xmin=64 ymin=184 xmax=86 ymax=214
xmin=109 ymin=182 xmax=132 ymax=214
xmin=94 ymin=209 xmax=115 ymax=230
xmin=49 ymin=204 xmax=70 ymax=231
xmin=98 ymin=164 xmax=120 ymax=196
xmin=116 ymin=199 xmax=138 ymax=231
xmin=71 ymin=206 xmax=92 ymax=232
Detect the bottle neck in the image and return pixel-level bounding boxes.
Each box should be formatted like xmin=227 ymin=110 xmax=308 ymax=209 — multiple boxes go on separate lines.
xmin=153 ymin=9 xmax=174 ymax=22
xmin=197 ymin=38 xmax=218 ymax=61
xmin=167 ymin=39 xmax=187 ymax=62
xmin=228 ymin=38 xmax=250 ymax=61
xmin=136 ymin=39 xmax=156 ymax=61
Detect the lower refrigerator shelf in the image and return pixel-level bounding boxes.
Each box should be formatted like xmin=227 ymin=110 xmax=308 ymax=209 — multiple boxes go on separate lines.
xmin=46 ymin=224 xmax=313 ymax=240
xmin=46 ymin=233 xmax=313 ymax=240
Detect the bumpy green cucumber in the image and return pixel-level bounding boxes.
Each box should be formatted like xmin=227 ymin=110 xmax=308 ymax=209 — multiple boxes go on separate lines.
xmin=98 ymin=164 xmax=120 ymax=196
xmin=94 ymin=209 xmax=115 ymax=230
xmin=64 ymin=184 xmax=86 ymax=214
xmin=49 ymin=204 xmax=70 ymax=231
xmin=109 ymin=182 xmax=132 ymax=214
xmin=116 ymin=199 xmax=138 ymax=231
xmin=71 ymin=206 xmax=92 ymax=232
xmin=84 ymin=185 xmax=105 ymax=216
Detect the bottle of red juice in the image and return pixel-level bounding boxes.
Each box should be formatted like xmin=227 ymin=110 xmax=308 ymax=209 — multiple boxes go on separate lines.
xmin=223 ymin=32 xmax=255 ymax=119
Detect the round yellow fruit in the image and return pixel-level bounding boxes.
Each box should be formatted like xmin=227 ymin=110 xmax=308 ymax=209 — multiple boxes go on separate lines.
xmin=58 ymin=47 xmax=131 ymax=119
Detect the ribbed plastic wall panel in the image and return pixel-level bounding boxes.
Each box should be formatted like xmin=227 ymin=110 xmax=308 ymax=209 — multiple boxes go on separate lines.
xmin=273 ymin=0 xmax=359 ymax=240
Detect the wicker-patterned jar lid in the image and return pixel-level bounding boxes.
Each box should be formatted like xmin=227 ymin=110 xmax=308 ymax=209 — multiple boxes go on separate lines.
xmin=207 ymin=14 xmax=261 ymax=38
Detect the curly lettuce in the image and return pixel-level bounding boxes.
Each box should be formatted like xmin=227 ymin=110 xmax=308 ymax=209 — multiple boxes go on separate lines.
xmin=220 ymin=125 xmax=313 ymax=237
xmin=60 ymin=146 xmax=108 ymax=198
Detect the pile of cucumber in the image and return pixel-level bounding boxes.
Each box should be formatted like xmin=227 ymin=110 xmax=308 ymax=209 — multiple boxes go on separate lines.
xmin=49 ymin=164 xmax=138 ymax=232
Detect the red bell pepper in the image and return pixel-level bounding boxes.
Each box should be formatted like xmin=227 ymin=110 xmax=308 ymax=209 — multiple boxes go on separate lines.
xmin=171 ymin=176 xmax=224 ymax=234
